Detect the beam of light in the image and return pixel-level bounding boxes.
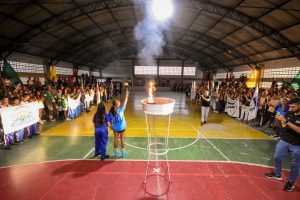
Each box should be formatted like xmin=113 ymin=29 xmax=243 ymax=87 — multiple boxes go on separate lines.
xmin=151 ymin=0 xmax=174 ymax=21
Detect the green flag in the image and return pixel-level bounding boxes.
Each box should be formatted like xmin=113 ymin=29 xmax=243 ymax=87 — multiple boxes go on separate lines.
xmin=291 ymin=70 xmax=300 ymax=90
xmin=2 ymin=59 xmax=22 ymax=86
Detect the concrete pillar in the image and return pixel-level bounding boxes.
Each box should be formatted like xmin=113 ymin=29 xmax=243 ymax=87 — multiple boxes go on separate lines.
xmin=43 ymin=60 xmax=51 ymax=85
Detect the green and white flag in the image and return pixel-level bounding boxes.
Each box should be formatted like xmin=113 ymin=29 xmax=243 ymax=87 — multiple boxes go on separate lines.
xmin=2 ymin=59 xmax=22 ymax=86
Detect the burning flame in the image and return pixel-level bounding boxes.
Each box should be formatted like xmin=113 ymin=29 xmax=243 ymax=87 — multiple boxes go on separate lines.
xmin=147 ymin=80 xmax=156 ymax=104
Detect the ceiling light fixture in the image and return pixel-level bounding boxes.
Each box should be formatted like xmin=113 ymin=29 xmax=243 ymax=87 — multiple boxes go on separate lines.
xmin=151 ymin=0 xmax=174 ymax=21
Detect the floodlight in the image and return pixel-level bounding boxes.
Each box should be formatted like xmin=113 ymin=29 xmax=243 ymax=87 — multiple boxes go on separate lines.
xmin=151 ymin=0 xmax=174 ymax=21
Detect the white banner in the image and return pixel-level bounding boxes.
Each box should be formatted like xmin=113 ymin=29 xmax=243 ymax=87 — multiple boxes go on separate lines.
xmin=248 ymin=86 xmax=259 ymax=121
xmin=225 ymin=98 xmax=240 ymax=118
xmin=68 ymin=94 xmax=81 ymax=110
xmin=0 ymin=102 xmax=39 ymax=134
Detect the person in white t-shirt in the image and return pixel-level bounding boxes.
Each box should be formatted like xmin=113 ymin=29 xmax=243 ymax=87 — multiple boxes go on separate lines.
xmin=0 ymin=97 xmax=12 ymax=150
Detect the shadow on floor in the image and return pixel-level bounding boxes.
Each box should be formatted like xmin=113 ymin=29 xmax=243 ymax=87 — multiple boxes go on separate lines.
xmin=52 ymin=159 xmax=115 ymax=178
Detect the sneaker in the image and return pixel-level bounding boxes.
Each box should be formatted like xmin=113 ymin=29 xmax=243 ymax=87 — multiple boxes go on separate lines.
xmin=201 ymin=122 xmax=204 ymax=126
xmin=94 ymin=152 xmax=101 ymax=157
xmin=115 ymin=149 xmax=120 ymax=157
xmin=272 ymin=136 xmax=280 ymax=140
xmin=101 ymin=155 xmax=110 ymax=161
xmin=272 ymin=135 xmax=279 ymax=138
xmin=265 ymin=172 xmax=282 ymax=180
xmin=4 ymin=146 xmax=12 ymax=150
xmin=122 ymin=150 xmax=126 ymax=158
xmin=204 ymin=121 xmax=207 ymax=124
xmin=66 ymin=118 xmax=71 ymax=121
xmin=283 ymin=181 xmax=294 ymax=192
xmin=49 ymin=118 xmax=56 ymax=122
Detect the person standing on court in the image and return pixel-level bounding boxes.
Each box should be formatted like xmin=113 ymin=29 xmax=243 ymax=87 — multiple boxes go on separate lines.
xmin=201 ymin=90 xmax=211 ymax=125
xmin=265 ymin=97 xmax=300 ymax=192
xmin=93 ymin=102 xmax=110 ymax=160
xmin=108 ymin=86 xmax=129 ymax=158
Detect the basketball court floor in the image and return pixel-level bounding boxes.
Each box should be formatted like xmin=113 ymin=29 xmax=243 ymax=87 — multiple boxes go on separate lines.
xmin=0 ymin=91 xmax=299 ymax=199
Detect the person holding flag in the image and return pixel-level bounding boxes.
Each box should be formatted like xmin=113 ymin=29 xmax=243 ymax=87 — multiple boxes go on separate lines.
xmin=201 ymin=90 xmax=211 ymax=125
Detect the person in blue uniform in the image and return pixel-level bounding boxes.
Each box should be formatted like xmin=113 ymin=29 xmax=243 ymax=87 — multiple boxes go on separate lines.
xmin=93 ymin=102 xmax=109 ymax=160
xmin=265 ymin=97 xmax=300 ymax=192
xmin=107 ymin=88 xmax=129 ymax=158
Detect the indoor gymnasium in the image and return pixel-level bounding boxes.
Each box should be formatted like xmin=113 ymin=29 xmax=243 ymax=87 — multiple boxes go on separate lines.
xmin=0 ymin=0 xmax=300 ymax=199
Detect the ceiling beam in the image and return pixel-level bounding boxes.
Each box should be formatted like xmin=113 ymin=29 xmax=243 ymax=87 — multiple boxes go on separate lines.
xmin=1 ymin=0 xmax=299 ymax=65
xmin=190 ymin=0 xmax=300 ymax=60
xmin=50 ymin=26 xmax=250 ymax=68
xmin=73 ymin=41 xmax=227 ymax=70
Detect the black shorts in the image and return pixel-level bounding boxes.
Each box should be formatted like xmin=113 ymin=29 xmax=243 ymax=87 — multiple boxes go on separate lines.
xmin=114 ymin=129 xmax=125 ymax=134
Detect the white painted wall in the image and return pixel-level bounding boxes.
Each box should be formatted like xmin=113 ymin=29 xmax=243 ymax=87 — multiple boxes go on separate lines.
xmin=195 ymin=67 xmax=203 ymax=79
xmin=5 ymin=53 xmax=207 ymax=84
xmin=260 ymin=57 xmax=300 ymax=69
xmin=7 ymin=52 xmax=75 ymax=69
xmin=7 ymin=52 xmax=45 ymax=65
xmin=102 ymin=60 xmax=133 ymax=78
xmin=216 ymin=57 xmax=300 ymax=74
xmin=102 ymin=59 xmax=202 ymax=79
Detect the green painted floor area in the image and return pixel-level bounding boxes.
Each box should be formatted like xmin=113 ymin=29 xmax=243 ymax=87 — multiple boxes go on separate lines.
xmin=0 ymin=135 xmax=291 ymax=170
xmin=0 ymin=91 xmax=292 ymax=171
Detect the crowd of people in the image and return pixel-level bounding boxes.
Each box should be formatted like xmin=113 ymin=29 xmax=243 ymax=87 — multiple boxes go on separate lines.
xmin=0 ymin=74 xmax=126 ymax=150
xmin=186 ymin=76 xmax=300 ymax=192
xmin=186 ymin=76 xmax=300 ymax=136
xmin=1 ymin=72 xmax=299 ymax=192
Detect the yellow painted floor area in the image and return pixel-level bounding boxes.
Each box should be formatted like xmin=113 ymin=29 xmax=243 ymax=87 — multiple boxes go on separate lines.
xmin=42 ymin=91 xmax=271 ymax=140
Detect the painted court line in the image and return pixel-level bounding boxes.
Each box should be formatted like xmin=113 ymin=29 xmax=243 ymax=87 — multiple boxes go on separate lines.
xmin=126 ymin=128 xmax=196 ymax=130
xmin=197 ymin=130 xmax=230 ymax=162
xmin=0 ymin=159 xmax=282 ymax=172
xmin=83 ymin=148 xmax=95 ymax=159
xmin=125 ymin=120 xmax=200 ymax=151
xmin=180 ymin=121 xmax=230 ymax=161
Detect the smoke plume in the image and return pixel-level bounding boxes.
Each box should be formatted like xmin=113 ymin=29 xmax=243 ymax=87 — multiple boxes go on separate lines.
xmin=134 ymin=0 xmax=169 ymax=66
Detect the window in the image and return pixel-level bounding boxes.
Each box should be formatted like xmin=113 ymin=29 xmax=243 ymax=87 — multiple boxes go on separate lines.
xmin=6 ymin=60 xmax=44 ymax=73
xmin=215 ymin=73 xmax=227 ymax=79
xmin=260 ymin=82 xmax=272 ymax=88
xmin=78 ymin=69 xmax=89 ymax=75
xmin=159 ymin=66 xmax=182 ymax=75
xmin=97 ymin=79 xmax=106 ymax=83
xmin=215 ymin=71 xmax=251 ymax=80
xmin=262 ymin=67 xmax=300 ymax=78
xmin=134 ymin=66 xmax=157 ymax=75
xmin=183 ymin=67 xmax=196 ymax=76
xmin=55 ymin=67 xmax=73 ymax=75
xmin=233 ymin=71 xmax=251 ymax=78
xmin=260 ymin=81 xmax=282 ymax=89
xmin=92 ymin=71 xmax=100 ymax=77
